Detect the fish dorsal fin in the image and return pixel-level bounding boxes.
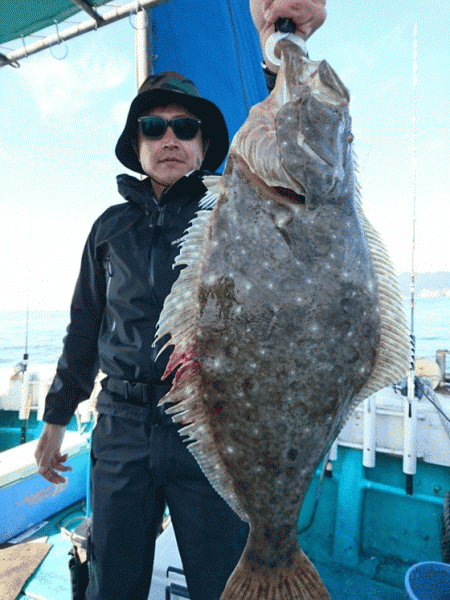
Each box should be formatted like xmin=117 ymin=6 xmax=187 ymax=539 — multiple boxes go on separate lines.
xmin=340 ymin=160 xmax=411 ymax=426
xmin=201 ymin=173 xmax=222 ymax=196
xmin=198 ymin=175 xmax=222 ymax=210
xmin=154 ymin=188 xmax=249 ymax=522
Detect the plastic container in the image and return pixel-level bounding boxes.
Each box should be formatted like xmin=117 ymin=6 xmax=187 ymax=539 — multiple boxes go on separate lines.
xmin=405 ymin=561 xmax=450 ymax=600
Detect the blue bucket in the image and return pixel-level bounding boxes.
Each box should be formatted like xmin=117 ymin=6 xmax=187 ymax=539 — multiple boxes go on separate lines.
xmin=405 ymin=561 xmax=450 ymax=600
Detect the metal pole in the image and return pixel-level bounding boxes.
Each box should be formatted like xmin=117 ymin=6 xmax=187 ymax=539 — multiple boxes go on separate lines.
xmin=134 ymin=2 xmax=153 ymax=182
xmin=135 ymin=4 xmax=149 ymax=90
xmin=362 ymin=395 xmax=376 ymax=468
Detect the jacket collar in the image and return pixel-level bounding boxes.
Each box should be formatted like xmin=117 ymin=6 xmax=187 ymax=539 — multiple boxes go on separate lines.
xmin=116 ymin=170 xmax=208 ymax=214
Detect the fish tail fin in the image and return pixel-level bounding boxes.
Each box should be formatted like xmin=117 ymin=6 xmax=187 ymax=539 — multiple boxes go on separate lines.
xmin=221 ymin=546 xmax=330 ymax=600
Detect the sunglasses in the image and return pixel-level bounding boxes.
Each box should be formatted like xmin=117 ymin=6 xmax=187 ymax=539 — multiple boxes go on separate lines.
xmin=138 ymin=116 xmax=202 ymax=140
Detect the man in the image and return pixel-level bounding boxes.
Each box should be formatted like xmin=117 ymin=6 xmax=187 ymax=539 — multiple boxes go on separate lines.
xmin=35 ymin=72 xmax=249 ymax=600
xmin=250 ymin=0 xmax=327 ymax=90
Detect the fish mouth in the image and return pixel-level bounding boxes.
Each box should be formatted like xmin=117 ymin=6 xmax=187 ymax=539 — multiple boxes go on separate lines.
xmin=272 ymin=186 xmax=305 ymax=205
xmin=232 ymin=153 xmax=306 ymax=210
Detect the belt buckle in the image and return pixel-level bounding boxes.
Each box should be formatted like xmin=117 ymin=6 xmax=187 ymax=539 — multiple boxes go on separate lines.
xmin=123 ymin=380 xmax=151 ymax=404
xmin=123 ymin=380 xmax=141 ymax=402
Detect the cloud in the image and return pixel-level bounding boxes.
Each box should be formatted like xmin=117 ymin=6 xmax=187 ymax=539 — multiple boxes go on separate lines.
xmin=0 ymin=147 xmax=32 ymax=165
xmin=425 ymin=138 xmax=447 ymax=151
xmin=19 ymin=49 xmax=131 ymax=117
xmin=334 ymin=41 xmax=378 ymax=69
xmin=111 ymin=100 xmax=131 ymax=125
xmin=375 ymin=77 xmax=406 ymax=97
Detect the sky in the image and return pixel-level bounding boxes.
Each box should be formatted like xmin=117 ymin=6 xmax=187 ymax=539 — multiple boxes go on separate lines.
xmin=0 ymin=0 xmax=449 ymax=312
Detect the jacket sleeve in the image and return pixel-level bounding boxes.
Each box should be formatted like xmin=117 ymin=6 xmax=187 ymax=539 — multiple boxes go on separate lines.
xmin=44 ymin=220 xmax=106 ymax=426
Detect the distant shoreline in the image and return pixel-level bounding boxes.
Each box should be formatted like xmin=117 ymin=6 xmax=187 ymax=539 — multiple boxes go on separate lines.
xmin=398 ymin=271 xmax=450 ymax=298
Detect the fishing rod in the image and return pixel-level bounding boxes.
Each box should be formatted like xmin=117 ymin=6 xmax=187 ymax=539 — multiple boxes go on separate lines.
xmin=403 ymin=25 xmax=419 ymax=496
xmin=18 ymin=212 xmax=33 ymax=444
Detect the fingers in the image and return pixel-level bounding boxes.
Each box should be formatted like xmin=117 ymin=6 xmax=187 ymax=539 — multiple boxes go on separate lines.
xmin=37 ymin=452 xmax=72 ymax=484
xmin=39 ymin=465 xmax=67 ymax=485
xmin=34 ymin=423 xmax=70 ymax=483
xmin=54 ymin=453 xmax=72 ymax=472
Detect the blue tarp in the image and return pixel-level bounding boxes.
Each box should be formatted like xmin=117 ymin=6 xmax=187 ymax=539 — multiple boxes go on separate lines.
xmin=152 ymin=0 xmax=268 ymax=155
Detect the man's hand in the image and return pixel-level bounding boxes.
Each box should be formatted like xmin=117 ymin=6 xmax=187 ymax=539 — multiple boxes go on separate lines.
xmin=35 ymin=423 xmax=72 ymax=484
xmin=250 ymin=0 xmax=327 ymax=72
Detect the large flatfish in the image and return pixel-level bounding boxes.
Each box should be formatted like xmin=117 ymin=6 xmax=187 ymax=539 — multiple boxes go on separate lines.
xmin=155 ymin=40 xmax=410 ymax=600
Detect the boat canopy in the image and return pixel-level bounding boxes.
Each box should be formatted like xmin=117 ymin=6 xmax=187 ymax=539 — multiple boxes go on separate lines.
xmin=0 ymin=0 xmax=114 ymax=45
xmin=0 ymin=0 xmax=268 ymax=147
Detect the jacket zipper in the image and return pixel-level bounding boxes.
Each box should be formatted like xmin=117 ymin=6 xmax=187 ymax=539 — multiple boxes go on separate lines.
xmin=148 ymin=207 xmax=166 ymax=304
xmin=148 ymin=208 xmax=167 ymax=367
xmin=104 ymin=257 xmax=116 ymax=332
xmin=105 ymin=258 xmax=113 ymax=297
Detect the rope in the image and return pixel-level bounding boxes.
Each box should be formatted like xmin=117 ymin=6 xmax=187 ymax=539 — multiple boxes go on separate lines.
xmin=422 ymin=386 xmax=450 ymax=433
xmin=394 ymin=377 xmax=450 ymax=432
xmin=297 ymin=448 xmax=332 ymax=535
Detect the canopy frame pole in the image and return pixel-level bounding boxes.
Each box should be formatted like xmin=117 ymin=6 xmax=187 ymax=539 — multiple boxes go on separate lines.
xmin=0 ymin=0 xmax=168 ymax=68
xmin=135 ymin=3 xmax=150 ymax=90
xmin=135 ymin=2 xmax=152 ymax=181
xmin=69 ymin=0 xmax=105 ymax=26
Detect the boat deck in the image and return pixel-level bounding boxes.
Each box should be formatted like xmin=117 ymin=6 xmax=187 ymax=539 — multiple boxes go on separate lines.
xmin=4 ymin=383 xmax=449 ymax=599
xmin=9 ymin=502 xmax=86 ymax=600
xmin=5 ymin=501 xmax=405 ymax=600
xmin=317 ymin=560 xmax=404 ymax=600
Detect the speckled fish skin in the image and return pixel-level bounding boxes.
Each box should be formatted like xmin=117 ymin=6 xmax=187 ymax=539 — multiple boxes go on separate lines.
xmin=155 ymin=40 xmax=409 ymax=600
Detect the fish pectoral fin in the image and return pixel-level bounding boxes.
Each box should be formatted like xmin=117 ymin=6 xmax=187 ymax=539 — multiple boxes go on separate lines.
xmin=318 ymin=60 xmax=350 ymax=103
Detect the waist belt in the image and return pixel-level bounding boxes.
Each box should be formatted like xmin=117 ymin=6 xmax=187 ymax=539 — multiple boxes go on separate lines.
xmin=104 ymin=377 xmax=171 ymax=405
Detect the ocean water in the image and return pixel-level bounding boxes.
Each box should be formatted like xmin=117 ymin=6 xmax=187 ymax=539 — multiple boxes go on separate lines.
xmin=0 ymin=309 xmax=70 ymax=370
xmin=0 ymin=298 xmax=449 ymax=371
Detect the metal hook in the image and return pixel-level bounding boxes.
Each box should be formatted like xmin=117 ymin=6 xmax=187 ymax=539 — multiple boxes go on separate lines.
xmin=49 ymin=20 xmax=68 ymax=60
xmin=129 ymin=2 xmax=149 ymax=30
xmin=21 ymin=35 xmax=29 ymax=58
xmin=264 ymin=32 xmax=308 ymax=67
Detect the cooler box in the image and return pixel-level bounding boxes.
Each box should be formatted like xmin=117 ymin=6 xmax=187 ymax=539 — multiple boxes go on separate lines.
xmin=148 ymin=523 xmax=190 ymax=599
xmin=0 ymin=430 xmax=89 ymax=544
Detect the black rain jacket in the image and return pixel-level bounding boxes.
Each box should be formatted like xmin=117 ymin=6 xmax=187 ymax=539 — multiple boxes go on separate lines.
xmin=43 ymin=171 xmax=211 ymax=426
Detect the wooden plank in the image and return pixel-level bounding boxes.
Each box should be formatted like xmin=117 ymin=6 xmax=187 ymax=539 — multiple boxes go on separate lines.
xmin=0 ymin=542 xmax=51 ymax=600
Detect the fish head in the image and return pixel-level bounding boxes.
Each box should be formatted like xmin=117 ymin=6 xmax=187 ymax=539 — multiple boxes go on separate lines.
xmin=276 ymin=40 xmax=353 ymax=209
xmin=230 ymin=39 xmax=354 ymax=213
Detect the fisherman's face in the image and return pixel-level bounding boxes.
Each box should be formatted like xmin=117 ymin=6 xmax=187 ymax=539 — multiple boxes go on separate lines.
xmin=135 ymin=103 xmax=207 ymax=199
xmin=250 ymin=0 xmax=327 ymax=72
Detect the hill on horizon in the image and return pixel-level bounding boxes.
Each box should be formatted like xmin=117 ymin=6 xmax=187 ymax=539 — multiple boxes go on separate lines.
xmin=397 ymin=271 xmax=450 ymax=297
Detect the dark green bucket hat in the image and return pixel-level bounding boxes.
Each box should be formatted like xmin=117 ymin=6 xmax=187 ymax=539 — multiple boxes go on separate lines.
xmin=115 ymin=71 xmax=229 ymax=174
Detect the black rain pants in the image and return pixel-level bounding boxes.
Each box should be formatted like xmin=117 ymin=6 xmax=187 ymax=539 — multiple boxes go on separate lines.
xmin=85 ymin=411 xmax=249 ymax=600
